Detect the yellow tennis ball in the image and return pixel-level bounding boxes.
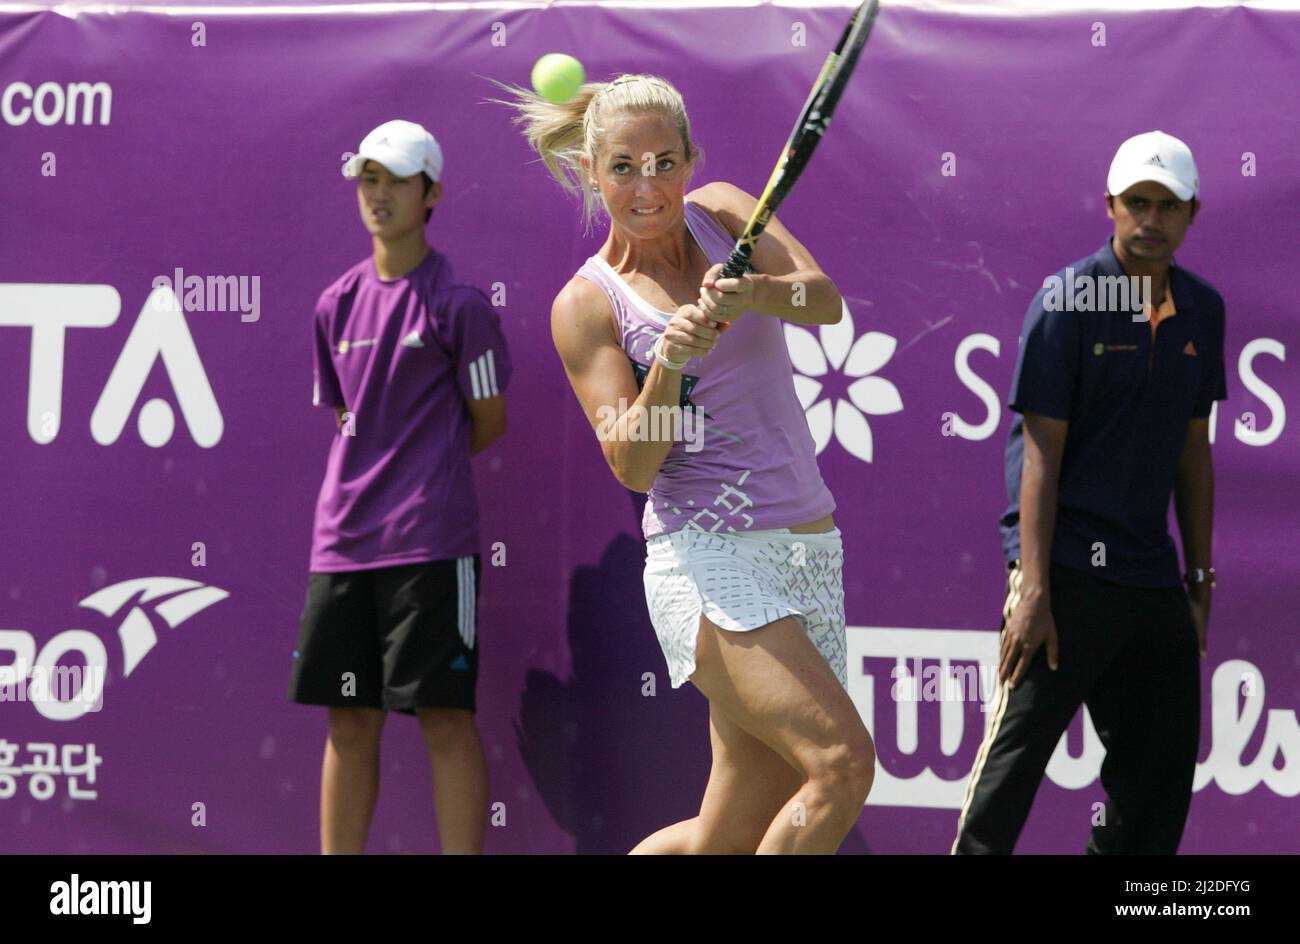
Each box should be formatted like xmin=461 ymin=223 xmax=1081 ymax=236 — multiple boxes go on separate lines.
xmin=531 ymin=53 xmax=585 ymax=104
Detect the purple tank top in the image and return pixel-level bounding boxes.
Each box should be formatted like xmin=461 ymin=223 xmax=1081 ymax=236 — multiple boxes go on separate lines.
xmin=576 ymin=200 xmax=835 ymax=539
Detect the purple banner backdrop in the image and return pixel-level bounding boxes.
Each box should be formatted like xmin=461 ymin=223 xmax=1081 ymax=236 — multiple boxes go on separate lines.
xmin=1 ymin=1 xmax=1296 ymax=854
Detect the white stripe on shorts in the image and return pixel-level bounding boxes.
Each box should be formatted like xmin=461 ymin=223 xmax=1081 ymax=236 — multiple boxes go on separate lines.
xmin=456 ymin=556 xmax=476 ymax=649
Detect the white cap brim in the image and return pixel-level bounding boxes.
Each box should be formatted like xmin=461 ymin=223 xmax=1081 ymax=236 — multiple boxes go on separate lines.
xmin=342 ymin=147 xmax=424 ymax=180
xmin=1107 ymin=166 xmax=1196 ymax=202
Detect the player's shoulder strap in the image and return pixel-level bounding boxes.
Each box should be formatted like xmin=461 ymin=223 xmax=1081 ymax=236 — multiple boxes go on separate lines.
xmin=573 ymin=258 xmax=630 ymax=348
xmin=686 ymin=203 xmax=739 ymax=269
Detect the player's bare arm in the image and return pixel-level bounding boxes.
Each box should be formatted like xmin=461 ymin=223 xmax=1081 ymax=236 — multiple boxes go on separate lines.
xmin=1001 ymin=411 xmax=1068 ymax=687
xmin=689 ymin=181 xmax=842 ymax=326
xmin=1175 ymin=417 xmax=1214 ymax=655
xmin=467 ymin=395 xmax=506 ymax=456
xmin=552 ymin=276 xmax=724 ymax=491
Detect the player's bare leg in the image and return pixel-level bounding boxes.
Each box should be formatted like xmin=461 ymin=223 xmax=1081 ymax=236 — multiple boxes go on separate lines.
xmin=631 ymin=701 xmax=805 ymax=854
xmin=689 ymin=614 xmax=874 ymax=854
xmin=320 ymin=707 xmax=386 ymax=853
xmin=417 ymin=707 xmax=488 ymax=854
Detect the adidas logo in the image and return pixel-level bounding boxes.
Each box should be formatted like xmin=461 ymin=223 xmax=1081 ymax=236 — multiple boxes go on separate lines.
xmin=1145 ymin=154 xmax=1166 ymax=167
xmin=1183 ymin=340 xmax=1198 ymax=356
xmin=401 ymin=329 xmax=424 ymax=348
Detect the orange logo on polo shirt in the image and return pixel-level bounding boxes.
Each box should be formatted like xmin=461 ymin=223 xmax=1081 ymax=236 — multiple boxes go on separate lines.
xmin=1183 ymin=340 xmax=1198 ymax=356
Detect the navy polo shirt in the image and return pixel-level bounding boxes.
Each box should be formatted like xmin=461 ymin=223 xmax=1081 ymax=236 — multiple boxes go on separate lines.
xmin=1000 ymin=238 xmax=1227 ymax=588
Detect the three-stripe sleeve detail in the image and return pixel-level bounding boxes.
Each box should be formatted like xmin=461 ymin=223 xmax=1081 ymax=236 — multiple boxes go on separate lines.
xmin=467 ymin=351 xmax=499 ymax=399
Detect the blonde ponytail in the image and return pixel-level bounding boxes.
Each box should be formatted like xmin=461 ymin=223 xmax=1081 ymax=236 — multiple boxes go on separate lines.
xmin=489 ymin=73 xmax=701 ymax=233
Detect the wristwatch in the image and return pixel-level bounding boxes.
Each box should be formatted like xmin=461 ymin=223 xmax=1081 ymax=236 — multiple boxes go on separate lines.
xmin=1184 ymin=567 xmax=1216 ymax=589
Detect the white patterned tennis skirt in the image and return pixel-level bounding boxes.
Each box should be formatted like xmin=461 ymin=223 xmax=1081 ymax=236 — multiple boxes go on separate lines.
xmin=642 ymin=526 xmax=846 ymax=690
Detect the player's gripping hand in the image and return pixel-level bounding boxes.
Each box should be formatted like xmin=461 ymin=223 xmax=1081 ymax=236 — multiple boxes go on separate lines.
xmin=998 ymin=592 xmax=1060 ymax=688
xmin=662 ymin=303 xmax=724 ymax=363
xmin=698 ymin=262 xmax=753 ymax=334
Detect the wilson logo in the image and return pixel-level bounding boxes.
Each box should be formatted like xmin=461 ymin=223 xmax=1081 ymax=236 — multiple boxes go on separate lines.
xmin=849 ymin=626 xmax=1300 ymax=807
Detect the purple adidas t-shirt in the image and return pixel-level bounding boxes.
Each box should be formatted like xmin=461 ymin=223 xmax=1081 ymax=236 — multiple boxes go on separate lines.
xmin=309 ymin=248 xmax=511 ymax=572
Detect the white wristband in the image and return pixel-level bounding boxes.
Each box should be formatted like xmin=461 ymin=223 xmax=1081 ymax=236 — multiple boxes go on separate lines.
xmin=653 ymin=335 xmax=689 ymax=371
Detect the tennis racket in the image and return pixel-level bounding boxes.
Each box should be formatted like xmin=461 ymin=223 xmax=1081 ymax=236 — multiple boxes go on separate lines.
xmin=719 ymin=0 xmax=881 ymax=279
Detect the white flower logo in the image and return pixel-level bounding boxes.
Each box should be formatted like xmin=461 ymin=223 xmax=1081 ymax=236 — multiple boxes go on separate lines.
xmin=785 ymin=301 xmax=902 ymax=463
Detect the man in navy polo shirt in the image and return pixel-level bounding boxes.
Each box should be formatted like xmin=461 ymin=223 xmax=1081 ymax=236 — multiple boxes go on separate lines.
xmin=953 ymin=131 xmax=1226 ymax=854
xmin=287 ymin=120 xmax=511 ymax=854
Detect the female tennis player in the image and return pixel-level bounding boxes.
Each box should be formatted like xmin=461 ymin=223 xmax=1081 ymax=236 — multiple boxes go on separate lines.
xmin=499 ymin=74 xmax=875 ymax=853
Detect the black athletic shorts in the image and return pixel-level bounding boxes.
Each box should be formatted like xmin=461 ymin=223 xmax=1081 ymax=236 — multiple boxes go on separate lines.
xmin=287 ymin=556 xmax=480 ymax=714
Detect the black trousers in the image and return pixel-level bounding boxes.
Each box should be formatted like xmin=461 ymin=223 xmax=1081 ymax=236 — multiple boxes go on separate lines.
xmin=952 ymin=561 xmax=1201 ymax=854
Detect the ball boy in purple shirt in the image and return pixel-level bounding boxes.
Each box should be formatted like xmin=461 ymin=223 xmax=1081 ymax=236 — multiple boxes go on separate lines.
xmin=288 ymin=120 xmax=511 ymax=854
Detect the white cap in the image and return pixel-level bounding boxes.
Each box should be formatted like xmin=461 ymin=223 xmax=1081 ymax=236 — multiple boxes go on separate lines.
xmin=1106 ymin=130 xmax=1198 ymax=201
xmin=343 ymin=119 xmax=443 ymax=181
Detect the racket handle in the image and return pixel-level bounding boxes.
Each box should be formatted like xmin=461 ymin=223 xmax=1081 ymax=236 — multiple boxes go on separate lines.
xmin=720 ymin=246 xmax=755 ymax=280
